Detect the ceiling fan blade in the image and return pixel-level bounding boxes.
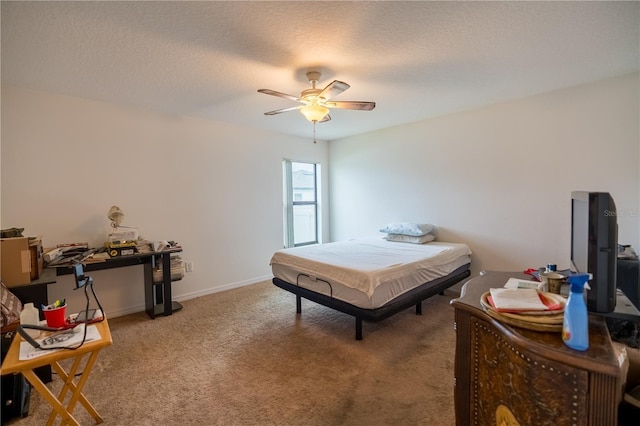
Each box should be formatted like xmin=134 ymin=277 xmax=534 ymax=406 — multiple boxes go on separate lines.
xmin=258 ymin=89 xmax=300 ymax=102
xmin=318 ymin=80 xmax=350 ymax=100
xmin=325 ymin=101 xmax=376 ymax=111
xmin=264 ymin=106 xmax=301 ymax=115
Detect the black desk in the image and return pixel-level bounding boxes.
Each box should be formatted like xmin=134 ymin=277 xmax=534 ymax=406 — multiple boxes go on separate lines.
xmin=55 ymin=250 xmax=183 ymax=319
xmin=7 ymin=251 xmax=183 ymax=319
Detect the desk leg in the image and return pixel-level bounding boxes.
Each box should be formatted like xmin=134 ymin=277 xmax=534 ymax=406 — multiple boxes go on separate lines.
xmin=21 ymin=369 xmax=80 ymax=426
xmin=144 ymin=262 xmax=155 ymax=319
xmin=144 ymin=252 xmax=183 ymax=318
xmin=162 ymin=252 xmax=173 ymax=316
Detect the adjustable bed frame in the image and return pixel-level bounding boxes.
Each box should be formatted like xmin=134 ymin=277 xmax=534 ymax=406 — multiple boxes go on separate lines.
xmin=272 ymin=264 xmax=470 ymax=340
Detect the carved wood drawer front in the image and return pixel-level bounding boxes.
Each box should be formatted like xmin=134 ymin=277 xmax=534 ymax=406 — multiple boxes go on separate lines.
xmin=470 ymin=317 xmax=588 ymax=426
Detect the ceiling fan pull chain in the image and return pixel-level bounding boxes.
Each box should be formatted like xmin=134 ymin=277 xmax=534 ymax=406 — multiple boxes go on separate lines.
xmin=313 ymin=122 xmax=317 ymax=144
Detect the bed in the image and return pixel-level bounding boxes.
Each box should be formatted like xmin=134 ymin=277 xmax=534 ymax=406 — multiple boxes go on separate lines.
xmin=270 ymin=237 xmax=472 ymax=340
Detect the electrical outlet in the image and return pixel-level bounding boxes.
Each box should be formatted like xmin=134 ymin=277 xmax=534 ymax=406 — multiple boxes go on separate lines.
xmin=185 ymin=261 xmax=193 ymax=272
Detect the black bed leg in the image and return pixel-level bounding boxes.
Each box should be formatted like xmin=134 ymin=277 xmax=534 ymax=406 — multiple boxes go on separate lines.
xmin=355 ymin=317 xmax=363 ymax=340
xmin=416 ymin=302 xmax=422 ymax=315
xmin=296 ymin=295 xmax=302 ymax=314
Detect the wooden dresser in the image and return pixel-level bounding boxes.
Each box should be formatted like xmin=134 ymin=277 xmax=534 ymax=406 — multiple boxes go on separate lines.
xmin=451 ymin=271 xmax=622 ymax=426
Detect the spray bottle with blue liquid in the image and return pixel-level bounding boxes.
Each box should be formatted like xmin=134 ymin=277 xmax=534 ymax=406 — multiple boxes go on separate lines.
xmin=562 ymin=274 xmax=591 ymax=351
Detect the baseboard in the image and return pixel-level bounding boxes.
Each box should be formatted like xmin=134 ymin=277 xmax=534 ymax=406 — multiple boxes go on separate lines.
xmin=173 ymin=275 xmax=273 ymax=302
xmin=103 ymin=275 xmax=273 ymax=318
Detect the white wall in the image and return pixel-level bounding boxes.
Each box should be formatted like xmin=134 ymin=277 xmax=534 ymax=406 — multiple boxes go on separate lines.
xmin=3 ymin=73 xmax=638 ymax=316
xmin=1 ymin=86 xmax=330 ymax=317
xmin=329 ymin=73 xmax=640 ymax=275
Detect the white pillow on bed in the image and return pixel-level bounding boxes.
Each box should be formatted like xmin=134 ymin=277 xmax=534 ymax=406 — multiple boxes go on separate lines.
xmin=379 ymin=222 xmax=434 ymax=236
xmin=384 ymin=233 xmax=436 ymax=244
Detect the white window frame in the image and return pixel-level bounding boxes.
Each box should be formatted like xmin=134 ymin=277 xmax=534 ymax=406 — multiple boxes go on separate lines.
xmin=283 ymin=160 xmax=321 ymax=248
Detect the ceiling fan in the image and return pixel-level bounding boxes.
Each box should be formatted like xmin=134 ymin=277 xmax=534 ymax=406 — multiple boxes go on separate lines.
xmin=258 ymin=71 xmax=376 ymax=142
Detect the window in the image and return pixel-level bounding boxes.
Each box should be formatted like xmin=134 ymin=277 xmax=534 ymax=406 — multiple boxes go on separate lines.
xmin=283 ymin=160 xmax=320 ymax=248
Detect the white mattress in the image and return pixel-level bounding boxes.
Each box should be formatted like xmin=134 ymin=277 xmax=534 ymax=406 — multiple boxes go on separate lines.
xmin=270 ymin=237 xmax=472 ymax=309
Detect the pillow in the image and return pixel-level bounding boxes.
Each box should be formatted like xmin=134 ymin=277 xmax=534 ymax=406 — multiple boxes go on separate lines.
xmin=379 ymin=222 xmax=434 ymax=236
xmin=384 ymin=233 xmax=436 ymax=244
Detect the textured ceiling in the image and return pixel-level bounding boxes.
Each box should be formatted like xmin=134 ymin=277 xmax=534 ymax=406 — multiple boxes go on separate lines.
xmin=2 ymin=1 xmax=639 ymax=141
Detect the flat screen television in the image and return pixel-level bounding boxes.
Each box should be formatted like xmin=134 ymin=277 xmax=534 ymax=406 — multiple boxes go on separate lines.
xmin=570 ymin=191 xmax=617 ymax=313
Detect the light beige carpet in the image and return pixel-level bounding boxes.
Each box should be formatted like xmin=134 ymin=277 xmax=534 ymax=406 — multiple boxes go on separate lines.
xmin=8 ymin=281 xmax=457 ymax=425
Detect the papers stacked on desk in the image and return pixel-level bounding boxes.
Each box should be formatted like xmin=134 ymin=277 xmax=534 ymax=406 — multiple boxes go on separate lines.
xmin=19 ymin=325 xmax=101 ymax=360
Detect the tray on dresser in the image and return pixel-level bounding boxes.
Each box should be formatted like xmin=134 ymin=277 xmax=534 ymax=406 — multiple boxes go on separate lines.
xmin=480 ymin=291 xmax=565 ymax=332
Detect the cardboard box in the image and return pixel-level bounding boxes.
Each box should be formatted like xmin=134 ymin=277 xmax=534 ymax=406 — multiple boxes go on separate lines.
xmin=0 ymin=237 xmax=31 ymax=287
xmin=29 ymin=237 xmax=43 ymax=280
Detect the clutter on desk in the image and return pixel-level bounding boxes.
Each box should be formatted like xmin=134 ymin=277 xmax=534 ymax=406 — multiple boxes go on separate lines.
xmin=152 ymin=255 xmax=185 ymax=283
xmin=44 ymin=242 xmax=95 ymax=267
xmin=67 ymin=309 xmax=103 ymax=325
xmin=42 ymin=300 xmax=67 ymax=328
xmin=41 ymin=299 xmax=65 ymax=311
xmin=30 ymin=204 xmax=181 ymax=267
xmin=19 ymin=302 xmax=40 ymax=338
xmin=524 ymin=266 xmax=572 ymax=282
xmin=108 ymin=227 xmax=139 ymax=243
xmin=18 ymin=324 xmax=101 ymax=360
xmin=105 ymin=240 xmax=137 ymax=257
xmin=135 ymin=239 xmax=182 ymax=254
xmin=0 ymin=227 xmax=25 ymax=238
xmin=523 ymin=265 xmax=574 ymax=296
xmin=43 ymin=239 xmax=182 ymax=268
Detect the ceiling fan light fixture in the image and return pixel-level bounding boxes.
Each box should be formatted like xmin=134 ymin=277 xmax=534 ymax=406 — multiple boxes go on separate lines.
xmin=300 ymin=104 xmax=329 ymax=123
xmin=259 ymin=71 xmax=375 ymax=136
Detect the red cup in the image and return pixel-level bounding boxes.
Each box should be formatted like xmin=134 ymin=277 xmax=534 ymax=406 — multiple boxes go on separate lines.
xmin=43 ymin=305 xmax=67 ymax=328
